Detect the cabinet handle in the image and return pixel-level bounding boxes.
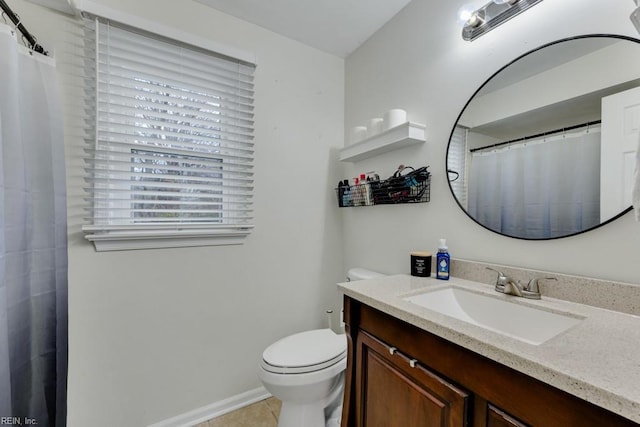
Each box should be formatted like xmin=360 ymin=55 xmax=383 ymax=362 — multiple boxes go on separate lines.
xmin=389 ymin=347 xmax=397 ymax=355
xmin=409 ymin=358 xmax=417 ymax=368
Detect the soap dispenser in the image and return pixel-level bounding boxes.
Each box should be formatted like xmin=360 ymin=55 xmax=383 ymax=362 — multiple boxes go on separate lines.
xmin=436 ymin=238 xmax=450 ymax=280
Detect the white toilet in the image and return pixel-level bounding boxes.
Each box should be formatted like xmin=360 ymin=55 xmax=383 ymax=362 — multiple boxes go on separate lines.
xmin=258 ymin=268 xmax=383 ymax=427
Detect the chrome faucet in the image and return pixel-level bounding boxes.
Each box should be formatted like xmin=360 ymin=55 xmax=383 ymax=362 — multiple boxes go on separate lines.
xmin=486 ymin=267 xmax=517 ymax=294
xmin=524 ymin=277 xmax=557 ymax=299
xmin=486 ymin=268 xmax=556 ymax=300
xmin=503 ymin=277 xmax=524 ymax=297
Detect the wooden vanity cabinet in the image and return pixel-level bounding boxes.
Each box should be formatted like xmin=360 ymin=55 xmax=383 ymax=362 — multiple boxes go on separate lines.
xmin=357 ymin=331 xmax=469 ymax=427
xmin=486 ymin=405 xmax=528 ymax=427
xmin=341 ymin=296 xmax=639 ymax=427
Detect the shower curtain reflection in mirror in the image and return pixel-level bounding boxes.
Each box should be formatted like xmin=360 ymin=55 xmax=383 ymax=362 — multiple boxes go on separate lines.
xmin=0 ymin=25 xmax=68 ymax=426
xmin=468 ymin=127 xmax=601 ymax=239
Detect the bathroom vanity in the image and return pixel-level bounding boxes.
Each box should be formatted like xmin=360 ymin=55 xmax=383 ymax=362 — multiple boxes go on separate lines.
xmin=338 ymin=275 xmax=640 ymax=427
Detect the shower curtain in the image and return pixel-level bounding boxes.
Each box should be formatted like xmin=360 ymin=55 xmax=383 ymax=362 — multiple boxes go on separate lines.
xmin=468 ymin=128 xmax=601 ymax=239
xmin=0 ymin=24 xmax=68 ymax=427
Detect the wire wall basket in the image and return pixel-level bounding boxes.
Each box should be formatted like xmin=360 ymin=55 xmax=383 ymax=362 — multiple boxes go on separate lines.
xmin=336 ymin=167 xmax=430 ymax=208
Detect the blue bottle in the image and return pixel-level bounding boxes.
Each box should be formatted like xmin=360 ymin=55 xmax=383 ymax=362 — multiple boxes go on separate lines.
xmin=342 ymin=180 xmax=352 ymax=207
xmin=436 ymin=238 xmax=450 ymax=280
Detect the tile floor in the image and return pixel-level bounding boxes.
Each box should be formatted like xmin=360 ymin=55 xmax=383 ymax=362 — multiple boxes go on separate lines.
xmin=196 ymin=397 xmax=281 ymax=427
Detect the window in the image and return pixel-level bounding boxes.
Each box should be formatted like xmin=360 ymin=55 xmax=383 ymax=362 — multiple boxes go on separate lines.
xmin=130 ymin=149 xmax=223 ymax=223
xmin=81 ymin=14 xmax=256 ymax=251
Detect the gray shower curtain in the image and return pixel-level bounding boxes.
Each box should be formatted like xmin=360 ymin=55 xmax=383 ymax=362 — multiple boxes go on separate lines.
xmin=468 ymin=128 xmax=601 ymax=239
xmin=0 ymin=24 xmax=68 ymax=427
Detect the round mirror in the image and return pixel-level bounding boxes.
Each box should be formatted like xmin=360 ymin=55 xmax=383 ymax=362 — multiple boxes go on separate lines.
xmin=447 ymin=35 xmax=638 ymax=240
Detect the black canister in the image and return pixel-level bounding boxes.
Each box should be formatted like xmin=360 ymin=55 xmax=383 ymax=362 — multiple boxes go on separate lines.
xmin=411 ymin=251 xmax=432 ymax=277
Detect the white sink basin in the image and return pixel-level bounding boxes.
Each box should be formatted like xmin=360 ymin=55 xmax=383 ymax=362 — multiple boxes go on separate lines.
xmin=404 ymin=286 xmax=584 ymax=345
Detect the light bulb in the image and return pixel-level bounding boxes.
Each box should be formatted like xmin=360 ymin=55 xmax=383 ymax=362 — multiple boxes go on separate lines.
xmin=457 ymin=4 xmax=477 ymax=27
xmin=493 ymin=0 xmax=519 ymax=4
xmin=466 ymin=12 xmax=482 ymax=28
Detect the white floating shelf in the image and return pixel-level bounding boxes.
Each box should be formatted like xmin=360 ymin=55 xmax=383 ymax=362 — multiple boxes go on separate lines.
xmin=340 ymin=122 xmax=426 ymax=162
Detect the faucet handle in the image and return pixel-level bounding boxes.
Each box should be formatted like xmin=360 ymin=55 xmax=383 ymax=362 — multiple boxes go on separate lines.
xmin=486 ymin=267 xmax=508 ymax=286
xmin=526 ymin=277 xmax=557 ymax=293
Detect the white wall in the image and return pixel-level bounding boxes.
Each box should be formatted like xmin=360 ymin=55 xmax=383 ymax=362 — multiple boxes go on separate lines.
xmin=460 ymin=40 xmax=640 ymax=129
xmin=9 ymin=0 xmax=345 ymax=426
xmin=343 ymin=0 xmax=640 ymax=284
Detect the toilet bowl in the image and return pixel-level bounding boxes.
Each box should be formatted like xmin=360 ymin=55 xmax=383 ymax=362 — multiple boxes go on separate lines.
xmin=258 ymin=268 xmax=383 ymax=427
xmin=259 ymin=329 xmax=347 ymax=427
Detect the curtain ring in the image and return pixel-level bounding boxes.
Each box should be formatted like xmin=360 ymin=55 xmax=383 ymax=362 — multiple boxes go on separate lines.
xmin=1 ymin=11 xmax=7 ymax=25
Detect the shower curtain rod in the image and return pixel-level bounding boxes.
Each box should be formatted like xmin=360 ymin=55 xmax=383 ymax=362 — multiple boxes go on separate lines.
xmin=0 ymin=0 xmax=47 ymax=55
xmin=470 ymin=119 xmax=601 ymax=153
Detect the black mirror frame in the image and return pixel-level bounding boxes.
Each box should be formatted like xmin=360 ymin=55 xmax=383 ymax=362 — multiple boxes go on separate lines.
xmin=446 ymin=34 xmax=635 ymax=241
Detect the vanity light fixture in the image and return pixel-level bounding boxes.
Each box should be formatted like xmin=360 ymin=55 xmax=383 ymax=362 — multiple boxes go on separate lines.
xmin=462 ymin=0 xmax=544 ymax=41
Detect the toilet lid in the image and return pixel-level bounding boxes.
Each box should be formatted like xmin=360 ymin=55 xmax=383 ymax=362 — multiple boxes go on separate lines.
xmin=262 ymin=329 xmax=347 ymax=374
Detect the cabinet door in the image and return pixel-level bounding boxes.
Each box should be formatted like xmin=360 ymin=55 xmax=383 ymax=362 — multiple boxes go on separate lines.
xmin=356 ymin=331 xmax=469 ymax=427
xmin=486 ymin=405 xmax=529 ymax=427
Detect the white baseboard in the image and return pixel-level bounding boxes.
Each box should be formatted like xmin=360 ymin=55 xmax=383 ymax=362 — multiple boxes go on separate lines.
xmin=147 ymin=386 xmax=271 ymax=427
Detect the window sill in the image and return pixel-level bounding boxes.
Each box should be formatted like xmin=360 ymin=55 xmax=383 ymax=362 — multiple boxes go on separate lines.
xmin=83 ymin=226 xmax=253 ymax=251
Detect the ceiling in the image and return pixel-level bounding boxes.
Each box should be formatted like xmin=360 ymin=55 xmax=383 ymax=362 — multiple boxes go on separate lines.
xmin=193 ymin=0 xmax=413 ymax=58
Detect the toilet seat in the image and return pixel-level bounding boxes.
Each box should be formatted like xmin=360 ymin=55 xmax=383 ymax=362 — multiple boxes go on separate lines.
xmin=261 ymin=329 xmax=347 ymax=374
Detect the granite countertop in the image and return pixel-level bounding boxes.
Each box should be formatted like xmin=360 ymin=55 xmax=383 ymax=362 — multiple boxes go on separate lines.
xmin=338 ymin=274 xmax=640 ymax=424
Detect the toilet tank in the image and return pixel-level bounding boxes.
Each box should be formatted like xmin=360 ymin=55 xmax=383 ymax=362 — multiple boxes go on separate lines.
xmin=347 ymin=268 xmax=384 ymax=281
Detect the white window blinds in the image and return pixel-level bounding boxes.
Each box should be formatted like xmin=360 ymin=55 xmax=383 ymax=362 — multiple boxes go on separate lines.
xmin=81 ymin=15 xmax=256 ymax=251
